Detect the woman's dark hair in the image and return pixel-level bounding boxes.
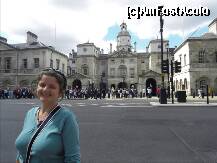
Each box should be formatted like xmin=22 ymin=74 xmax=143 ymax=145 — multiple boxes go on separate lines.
xmin=36 ymin=68 xmax=67 ymax=95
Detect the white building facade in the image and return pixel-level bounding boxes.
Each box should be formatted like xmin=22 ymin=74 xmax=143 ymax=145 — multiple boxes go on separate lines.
xmin=68 ymin=22 xmax=169 ymax=95
xmin=173 ymin=18 xmax=217 ymax=95
xmin=0 ymin=31 xmax=68 ymax=89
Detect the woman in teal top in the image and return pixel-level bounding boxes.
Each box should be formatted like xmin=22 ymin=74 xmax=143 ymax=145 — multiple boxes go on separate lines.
xmin=15 ymin=68 xmax=80 ymax=163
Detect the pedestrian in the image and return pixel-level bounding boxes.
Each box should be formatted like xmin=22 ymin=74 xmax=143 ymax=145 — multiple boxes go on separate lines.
xmin=15 ymin=68 xmax=80 ymax=163
xmin=147 ymin=87 xmax=152 ymax=98
xmin=198 ymin=88 xmax=202 ymax=98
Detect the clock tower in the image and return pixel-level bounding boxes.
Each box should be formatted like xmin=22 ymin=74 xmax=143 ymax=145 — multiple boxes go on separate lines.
xmin=116 ymin=22 xmax=132 ymax=52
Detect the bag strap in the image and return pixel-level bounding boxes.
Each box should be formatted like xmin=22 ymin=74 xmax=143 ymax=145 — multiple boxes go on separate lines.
xmin=25 ymin=105 xmax=61 ymax=163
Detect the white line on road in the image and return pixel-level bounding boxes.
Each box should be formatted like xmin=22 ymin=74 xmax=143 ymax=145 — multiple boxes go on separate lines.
xmin=100 ymin=105 xmax=153 ymax=108
xmin=169 ymin=127 xmax=206 ymax=162
xmin=61 ymin=104 xmax=72 ymax=107
xmin=11 ymin=102 xmax=36 ymax=105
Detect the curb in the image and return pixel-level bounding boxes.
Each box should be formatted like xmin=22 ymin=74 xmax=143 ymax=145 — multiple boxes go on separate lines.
xmin=150 ymin=102 xmax=217 ymax=107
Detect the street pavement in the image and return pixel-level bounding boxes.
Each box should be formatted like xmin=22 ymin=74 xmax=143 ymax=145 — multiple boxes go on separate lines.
xmin=0 ymin=97 xmax=217 ymax=163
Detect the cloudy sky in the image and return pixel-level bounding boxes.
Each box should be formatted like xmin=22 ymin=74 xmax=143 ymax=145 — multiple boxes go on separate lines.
xmin=0 ymin=0 xmax=216 ymax=55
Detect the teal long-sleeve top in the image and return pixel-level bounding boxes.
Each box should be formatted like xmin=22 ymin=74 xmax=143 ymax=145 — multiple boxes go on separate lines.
xmin=15 ymin=106 xmax=80 ymax=163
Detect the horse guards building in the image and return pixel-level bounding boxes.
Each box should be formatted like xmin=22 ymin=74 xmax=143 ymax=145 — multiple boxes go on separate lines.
xmin=0 ymin=17 xmax=217 ymax=97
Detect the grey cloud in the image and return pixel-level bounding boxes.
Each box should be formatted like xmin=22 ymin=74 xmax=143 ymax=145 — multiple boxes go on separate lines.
xmin=12 ymin=22 xmax=78 ymax=55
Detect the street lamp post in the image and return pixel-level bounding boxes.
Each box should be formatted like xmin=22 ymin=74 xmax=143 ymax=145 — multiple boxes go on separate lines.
xmin=159 ymin=9 xmax=167 ymax=104
xmin=166 ymin=44 xmax=170 ymax=99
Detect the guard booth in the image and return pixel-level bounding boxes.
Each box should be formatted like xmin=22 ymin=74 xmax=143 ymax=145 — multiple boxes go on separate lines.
xmin=176 ymin=91 xmax=187 ymax=102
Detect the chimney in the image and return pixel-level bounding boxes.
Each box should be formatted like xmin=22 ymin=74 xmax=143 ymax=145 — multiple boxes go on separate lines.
xmin=110 ymin=43 xmax=112 ymax=53
xmin=27 ymin=31 xmax=38 ymax=44
xmin=0 ymin=36 xmax=7 ymax=43
xmin=134 ymin=41 xmax=137 ymax=52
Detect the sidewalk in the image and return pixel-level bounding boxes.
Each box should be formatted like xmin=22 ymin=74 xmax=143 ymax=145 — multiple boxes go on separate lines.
xmin=148 ymin=96 xmax=217 ymax=107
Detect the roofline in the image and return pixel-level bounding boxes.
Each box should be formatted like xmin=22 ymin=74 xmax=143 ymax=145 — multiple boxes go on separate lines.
xmin=0 ymin=40 xmax=18 ymax=50
xmin=147 ymin=39 xmax=169 ymax=48
xmin=208 ymin=17 xmax=217 ymax=27
xmin=174 ymin=37 xmax=217 ymax=53
xmin=0 ymin=45 xmax=68 ymax=58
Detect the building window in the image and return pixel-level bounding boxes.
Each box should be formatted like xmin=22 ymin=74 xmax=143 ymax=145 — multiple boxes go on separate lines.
xmin=56 ymin=59 xmax=60 ymax=70
xmin=198 ymin=50 xmax=205 ymax=63
xmin=83 ymin=68 xmax=88 ymax=75
xmin=110 ymin=68 xmax=115 ymax=77
xmin=81 ymin=64 xmax=88 ymax=75
xmin=215 ymin=51 xmax=217 ymax=62
xmin=121 ymin=59 xmax=124 ymax=63
xmin=119 ymin=65 xmax=127 ymax=77
xmin=184 ymin=78 xmax=188 ymax=89
xmin=34 ymin=58 xmax=39 ymax=68
xmin=184 ymin=54 xmax=186 ymax=66
xmin=111 ymin=59 xmax=115 ymax=64
xmin=62 ymin=63 xmax=65 ymax=73
xmin=72 ymin=59 xmax=75 ymax=64
xmin=129 ymin=59 xmax=134 ymax=63
xmin=129 ymin=68 xmax=135 ymax=78
xmin=102 ymin=72 xmax=105 ymax=77
xmin=5 ymin=57 xmax=11 ymax=69
xmin=23 ymin=59 xmax=28 ymax=69
xmin=83 ymin=47 xmax=87 ymax=52
xmin=50 ymin=59 xmax=53 ymax=68
xmin=179 ymin=55 xmax=182 ymax=63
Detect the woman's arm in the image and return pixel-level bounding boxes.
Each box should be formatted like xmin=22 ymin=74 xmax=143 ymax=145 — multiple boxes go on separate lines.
xmin=16 ymin=160 xmax=19 ymax=163
xmin=62 ymin=112 xmax=80 ymax=163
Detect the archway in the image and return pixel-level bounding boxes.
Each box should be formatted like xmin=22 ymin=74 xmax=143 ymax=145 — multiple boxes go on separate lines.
xmin=72 ymin=79 xmax=82 ymax=90
xmin=111 ymin=84 xmax=116 ymax=89
xmin=118 ymin=82 xmax=127 ymax=89
xmin=214 ymin=78 xmax=217 ymax=95
xmin=100 ymin=82 xmax=107 ymax=90
xmin=146 ymin=78 xmax=157 ymax=96
xmin=196 ymin=77 xmax=209 ymax=94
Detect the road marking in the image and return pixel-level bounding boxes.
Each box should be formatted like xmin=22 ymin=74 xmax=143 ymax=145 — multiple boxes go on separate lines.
xmin=61 ymin=104 xmax=72 ymax=107
xmin=100 ymin=105 xmax=153 ymax=108
xmin=169 ymin=127 xmax=206 ymax=162
xmin=76 ymin=103 xmax=85 ymax=105
xmin=11 ymin=102 xmax=35 ymax=105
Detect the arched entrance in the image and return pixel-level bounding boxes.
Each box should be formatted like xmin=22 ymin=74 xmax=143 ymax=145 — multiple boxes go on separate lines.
xmin=111 ymin=84 xmax=116 ymax=89
xmin=146 ymin=78 xmax=157 ymax=96
xmin=100 ymin=82 xmax=107 ymax=90
xmin=214 ymin=78 xmax=217 ymax=95
xmin=72 ymin=79 xmax=82 ymax=90
xmin=118 ymin=82 xmax=127 ymax=89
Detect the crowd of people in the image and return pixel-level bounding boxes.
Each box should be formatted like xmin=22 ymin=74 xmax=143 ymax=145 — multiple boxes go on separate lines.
xmin=64 ymin=87 xmax=152 ymax=100
xmin=0 ymin=87 xmax=35 ymax=99
xmin=1 ymin=87 xmax=214 ymax=100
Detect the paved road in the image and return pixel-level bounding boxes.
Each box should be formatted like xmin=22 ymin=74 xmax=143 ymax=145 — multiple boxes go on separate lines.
xmin=1 ymin=99 xmax=217 ymax=163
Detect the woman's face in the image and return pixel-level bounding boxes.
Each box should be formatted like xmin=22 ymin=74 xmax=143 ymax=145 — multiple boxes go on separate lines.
xmin=36 ymin=75 xmax=61 ymax=104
